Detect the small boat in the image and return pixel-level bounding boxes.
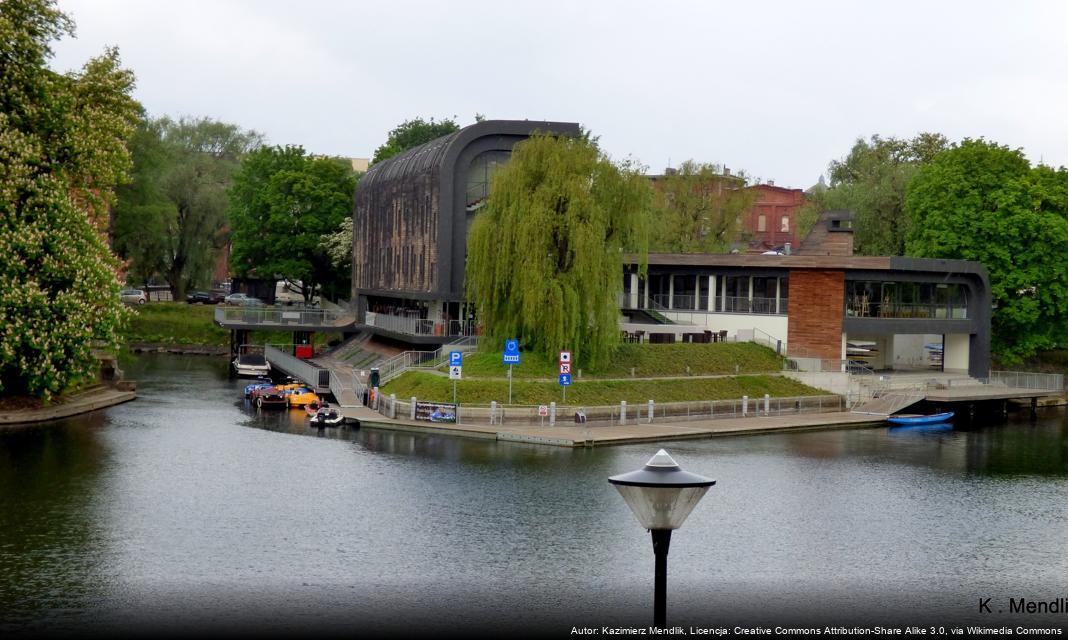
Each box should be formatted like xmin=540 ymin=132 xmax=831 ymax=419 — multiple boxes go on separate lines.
xmin=887 ymin=411 xmax=955 ymax=425
xmin=311 ymin=405 xmax=343 ymax=426
xmin=305 ymin=399 xmax=329 ymax=416
xmin=243 ymin=377 xmax=273 ymax=398
xmin=254 ymin=386 xmax=289 ymax=409
xmin=234 ymin=354 xmax=270 ymax=377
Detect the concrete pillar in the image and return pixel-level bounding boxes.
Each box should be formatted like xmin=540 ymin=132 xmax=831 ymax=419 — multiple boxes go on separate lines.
xmin=775 ymin=278 xmax=781 ymax=314
xmin=764 ymin=394 xmax=770 ymax=416
xmin=643 ymin=277 xmax=649 ymax=309
xmin=389 ymin=394 xmax=396 ymax=419
xmin=620 ymin=400 xmax=627 ymax=425
xmin=648 ymin=399 xmax=655 ymax=422
xmin=707 ymin=275 xmax=716 ymax=312
xmin=550 ymin=401 xmax=556 ymax=426
xmin=410 ymin=397 xmax=417 ymax=420
xmin=491 ymin=400 xmax=497 ymax=425
xmin=629 ymin=273 xmax=639 ymax=309
xmin=668 ymin=275 xmax=675 ymax=310
xmin=742 ymin=395 xmax=749 ymax=416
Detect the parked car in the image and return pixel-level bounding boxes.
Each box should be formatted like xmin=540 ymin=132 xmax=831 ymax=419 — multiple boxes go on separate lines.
xmin=120 ymin=288 xmax=147 ymax=305
xmin=224 ymin=292 xmax=265 ymax=307
xmin=186 ymin=290 xmax=223 ymax=304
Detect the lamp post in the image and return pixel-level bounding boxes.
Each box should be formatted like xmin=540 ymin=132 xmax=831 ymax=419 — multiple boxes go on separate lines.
xmin=608 ymin=449 xmax=716 ymax=628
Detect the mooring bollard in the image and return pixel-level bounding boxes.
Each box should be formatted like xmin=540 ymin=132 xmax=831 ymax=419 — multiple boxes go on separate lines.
xmin=764 ymin=394 xmax=770 ymax=416
xmin=550 ymin=401 xmax=556 ymax=426
xmin=620 ymin=400 xmax=627 ymax=425
xmin=490 ymin=400 xmax=497 ymax=425
xmin=390 ymin=393 xmax=397 ymax=419
xmin=648 ymin=399 xmax=654 ymax=423
xmin=411 ymin=396 xmax=417 ymax=420
xmin=742 ymin=395 xmax=749 ymax=416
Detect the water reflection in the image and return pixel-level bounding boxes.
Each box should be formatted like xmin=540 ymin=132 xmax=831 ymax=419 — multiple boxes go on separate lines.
xmin=1 ymin=353 xmax=1066 ymax=635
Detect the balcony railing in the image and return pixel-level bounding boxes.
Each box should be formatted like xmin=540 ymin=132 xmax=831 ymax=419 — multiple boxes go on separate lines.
xmin=636 ymin=293 xmax=786 ymax=316
xmin=846 ymin=301 xmax=968 ymax=320
xmin=215 ymin=306 xmax=354 ymax=327
xmin=364 ymin=311 xmax=475 ymax=338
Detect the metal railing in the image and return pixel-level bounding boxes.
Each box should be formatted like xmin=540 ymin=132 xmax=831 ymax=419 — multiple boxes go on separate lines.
xmin=216 ymin=306 xmax=354 ymax=327
xmin=643 ymin=294 xmax=787 ymax=316
xmin=846 ymin=301 xmax=968 ymax=320
xmin=984 ymin=371 xmax=1064 ymax=391
xmin=363 ymin=311 xmax=476 ymax=338
xmin=380 ymin=394 xmax=844 ymax=427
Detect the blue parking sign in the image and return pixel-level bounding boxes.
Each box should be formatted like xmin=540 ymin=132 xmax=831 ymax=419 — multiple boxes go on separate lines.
xmin=559 ymin=373 xmax=571 ymax=386
xmin=449 ymin=351 xmax=462 ymax=367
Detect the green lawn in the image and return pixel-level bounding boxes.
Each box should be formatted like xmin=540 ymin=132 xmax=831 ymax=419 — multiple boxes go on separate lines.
xmin=381 ymin=370 xmax=822 ymax=405
xmin=454 ymin=342 xmax=784 ymax=379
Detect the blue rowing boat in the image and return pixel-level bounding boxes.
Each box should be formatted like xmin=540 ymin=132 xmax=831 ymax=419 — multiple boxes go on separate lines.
xmin=887 ymin=411 xmax=955 ymax=425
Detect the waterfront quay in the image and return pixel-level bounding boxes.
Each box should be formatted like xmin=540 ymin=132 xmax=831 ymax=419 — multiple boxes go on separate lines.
xmin=344 ymin=406 xmax=887 ymax=447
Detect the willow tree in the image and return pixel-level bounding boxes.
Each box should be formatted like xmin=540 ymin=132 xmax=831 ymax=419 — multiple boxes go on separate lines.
xmin=466 ymin=134 xmax=650 ymax=368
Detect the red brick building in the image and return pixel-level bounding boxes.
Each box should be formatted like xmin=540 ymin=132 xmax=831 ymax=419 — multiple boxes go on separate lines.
xmin=745 ymin=183 xmax=806 ymax=252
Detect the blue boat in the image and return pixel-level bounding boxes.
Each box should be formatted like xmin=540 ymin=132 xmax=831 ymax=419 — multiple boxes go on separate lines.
xmin=887 ymin=411 xmax=954 ymax=425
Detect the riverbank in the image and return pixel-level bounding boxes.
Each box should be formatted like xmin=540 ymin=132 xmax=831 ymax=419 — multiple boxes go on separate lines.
xmin=0 ymin=385 xmax=137 ymax=427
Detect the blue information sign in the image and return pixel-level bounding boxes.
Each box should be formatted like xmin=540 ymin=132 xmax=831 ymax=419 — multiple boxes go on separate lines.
xmin=449 ymin=351 xmax=463 ymax=367
xmin=559 ymin=373 xmax=572 ymax=386
xmin=503 ymin=338 xmax=521 ymax=365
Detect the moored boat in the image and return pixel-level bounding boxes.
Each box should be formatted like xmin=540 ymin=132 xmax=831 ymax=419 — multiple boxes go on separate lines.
xmin=233 ymin=354 xmax=270 ymax=377
xmin=887 ymin=411 xmax=954 ymax=426
xmin=311 ymin=405 xmax=343 ymax=426
xmin=305 ymin=399 xmax=329 ymax=416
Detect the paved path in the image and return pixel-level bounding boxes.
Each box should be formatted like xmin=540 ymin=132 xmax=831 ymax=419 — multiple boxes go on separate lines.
xmin=1 ymin=386 xmax=136 ymax=426
xmin=341 ymin=408 xmax=885 ymax=447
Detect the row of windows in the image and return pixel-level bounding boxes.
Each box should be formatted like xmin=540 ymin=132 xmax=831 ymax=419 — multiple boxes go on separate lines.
xmin=756 ymin=214 xmax=790 ymax=233
xmin=846 ymin=281 xmax=969 ymax=319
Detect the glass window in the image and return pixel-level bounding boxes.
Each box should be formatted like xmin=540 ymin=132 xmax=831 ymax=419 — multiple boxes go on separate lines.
xmin=780 ymin=215 xmax=790 ymax=232
xmin=757 ymin=214 xmax=766 ymax=232
xmin=465 ymin=150 xmax=511 ymax=210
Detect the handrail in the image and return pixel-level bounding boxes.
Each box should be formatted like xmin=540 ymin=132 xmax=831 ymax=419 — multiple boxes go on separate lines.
xmin=215 ymin=306 xmax=353 ymax=327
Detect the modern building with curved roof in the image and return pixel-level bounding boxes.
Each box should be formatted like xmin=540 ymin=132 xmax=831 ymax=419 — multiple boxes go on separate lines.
xmin=352 ymin=119 xmax=581 ymax=340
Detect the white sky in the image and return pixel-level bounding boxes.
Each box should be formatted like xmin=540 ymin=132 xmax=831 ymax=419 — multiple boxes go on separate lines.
xmin=50 ymin=0 xmax=1068 ymax=189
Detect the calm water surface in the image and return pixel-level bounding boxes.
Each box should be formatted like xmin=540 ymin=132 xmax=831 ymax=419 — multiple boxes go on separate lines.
xmin=1 ymin=354 xmax=1066 ymax=636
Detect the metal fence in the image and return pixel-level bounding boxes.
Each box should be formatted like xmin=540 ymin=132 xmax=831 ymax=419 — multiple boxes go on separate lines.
xmin=985 ymin=370 xmax=1064 ymax=391
xmin=364 ymin=311 xmax=475 ymax=338
xmin=215 ymin=306 xmax=354 ymax=327
xmin=375 ymin=394 xmax=844 ymax=427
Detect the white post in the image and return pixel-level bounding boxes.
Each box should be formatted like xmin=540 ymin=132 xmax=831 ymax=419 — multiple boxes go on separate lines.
xmin=648 ymin=399 xmax=654 ymax=423
xmin=620 ymin=400 xmax=627 ymax=425
xmin=491 ymin=400 xmax=497 ymax=425
xmin=410 ymin=396 xmax=417 ymax=420
xmin=643 ymin=277 xmax=649 ymax=309
xmin=764 ymin=393 xmax=770 ymax=416
xmin=668 ymin=275 xmax=675 ymax=310
xmin=775 ymin=278 xmax=781 ymax=315
xmin=390 ymin=393 xmax=396 ymax=419
xmin=549 ymin=401 xmax=556 ymax=426
xmin=707 ymin=275 xmax=715 ymax=311
xmin=373 ymin=386 xmax=380 ymax=411
xmin=629 ymin=273 xmax=639 ymax=308
xmin=742 ymin=395 xmax=749 ymax=416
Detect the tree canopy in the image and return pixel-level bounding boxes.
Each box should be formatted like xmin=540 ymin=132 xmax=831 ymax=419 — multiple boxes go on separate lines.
xmin=0 ymin=0 xmax=140 ymax=399
xmin=813 ymin=133 xmax=949 ymax=255
xmin=466 ymin=134 xmax=650 ymax=368
xmin=371 ymin=116 xmax=459 ymax=165
xmin=905 ymin=139 xmax=1068 ymax=363
xmin=112 ymin=116 xmax=262 ymax=298
xmin=648 ymin=161 xmax=755 ymax=253
xmin=228 ymin=146 xmax=357 ymax=301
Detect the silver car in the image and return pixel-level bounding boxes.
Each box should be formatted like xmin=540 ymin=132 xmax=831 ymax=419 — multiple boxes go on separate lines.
xmin=120 ymin=288 xmax=147 ymax=305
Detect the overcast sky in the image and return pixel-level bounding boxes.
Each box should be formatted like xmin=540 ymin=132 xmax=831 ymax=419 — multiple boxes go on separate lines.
xmin=50 ymin=0 xmax=1068 ymax=189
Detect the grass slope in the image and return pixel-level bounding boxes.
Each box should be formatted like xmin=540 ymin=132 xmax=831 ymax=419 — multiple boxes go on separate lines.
xmin=456 ymin=342 xmax=784 ymax=378
xmin=382 ymin=371 xmax=823 ymax=405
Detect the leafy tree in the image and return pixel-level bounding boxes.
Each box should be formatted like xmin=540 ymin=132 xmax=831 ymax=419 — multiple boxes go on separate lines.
xmin=371 ymin=116 xmax=459 ymax=165
xmin=466 ymin=134 xmax=650 ymax=368
xmin=112 ymin=116 xmax=262 ymax=299
xmin=321 ymin=215 xmax=354 ymax=273
xmin=817 ymin=133 xmax=950 ymax=255
xmin=649 ymin=160 xmax=755 ymax=253
xmin=229 ymin=147 xmax=357 ymax=301
xmin=905 ymin=139 xmax=1068 ymax=363
xmin=0 ymin=0 xmax=140 ymax=399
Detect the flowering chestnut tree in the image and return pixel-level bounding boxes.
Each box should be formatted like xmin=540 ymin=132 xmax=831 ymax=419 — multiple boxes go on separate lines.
xmin=0 ymin=0 xmax=140 ymax=399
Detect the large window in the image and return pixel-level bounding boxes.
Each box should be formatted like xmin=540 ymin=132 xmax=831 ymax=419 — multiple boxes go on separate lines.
xmin=465 ymin=150 xmax=511 ymax=210
xmin=846 ymin=280 xmax=968 ymax=319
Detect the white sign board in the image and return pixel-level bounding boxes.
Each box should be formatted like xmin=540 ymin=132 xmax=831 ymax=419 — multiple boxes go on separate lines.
xmin=538 ymin=405 xmax=549 ymax=417
xmin=559 ymin=362 xmax=571 ymax=374
xmin=449 ymin=366 xmax=462 ymax=380
xmin=560 ymin=351 xmax=571 ymax=363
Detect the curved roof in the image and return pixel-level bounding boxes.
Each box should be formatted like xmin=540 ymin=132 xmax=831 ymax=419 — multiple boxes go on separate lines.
xmin=358 ymin=119 xmax=581 ymax=193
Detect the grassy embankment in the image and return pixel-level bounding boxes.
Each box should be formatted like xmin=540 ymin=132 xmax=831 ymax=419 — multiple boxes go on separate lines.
xmin=121 ymin=302 xmax=341 ymax=349
xmin=382 ymin=342 xmax=824 ymax=405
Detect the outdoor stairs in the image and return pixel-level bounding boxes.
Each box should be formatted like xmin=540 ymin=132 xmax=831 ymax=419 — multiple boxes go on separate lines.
xmin=851 ymin=391 xmax=926 ymax=416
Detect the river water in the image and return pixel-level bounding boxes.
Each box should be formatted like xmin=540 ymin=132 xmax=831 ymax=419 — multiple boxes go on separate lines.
xmin=1 ymin=354 xmax=1066 ymax=637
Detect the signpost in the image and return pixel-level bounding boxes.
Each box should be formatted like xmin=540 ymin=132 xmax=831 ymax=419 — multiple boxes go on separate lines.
xmin=449 ymin=351 xmax=462 ymax=403
xmin=503 ymin=339 xmax=520 ymax=404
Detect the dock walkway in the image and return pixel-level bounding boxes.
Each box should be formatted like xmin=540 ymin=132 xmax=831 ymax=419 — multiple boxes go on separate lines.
xmin=341 ymin=408 xmax=885 ymax=448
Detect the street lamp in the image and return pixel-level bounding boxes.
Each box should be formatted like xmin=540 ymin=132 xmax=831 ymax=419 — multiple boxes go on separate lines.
xmin=608 ymin=449 xmax=716 ymax=628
